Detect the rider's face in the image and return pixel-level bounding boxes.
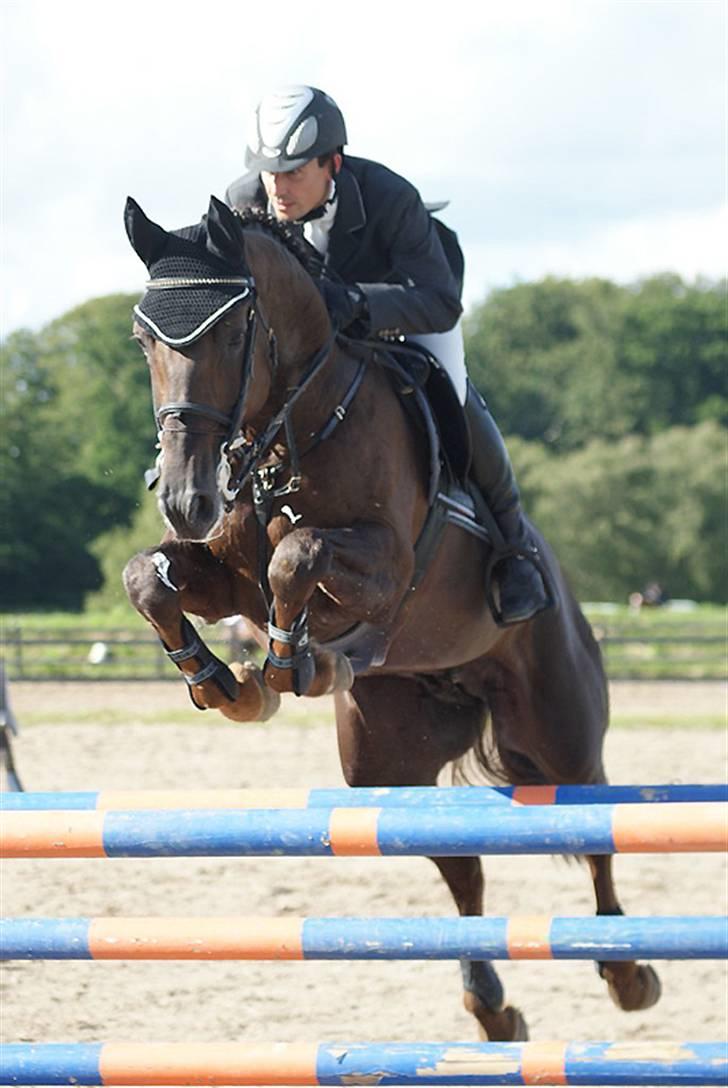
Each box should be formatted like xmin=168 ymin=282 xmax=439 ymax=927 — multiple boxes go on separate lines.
xmin=261 ymin=157 xmax=335 ymax=222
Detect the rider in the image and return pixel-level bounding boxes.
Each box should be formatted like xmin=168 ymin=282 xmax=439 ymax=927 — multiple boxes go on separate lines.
xmin=226 ymin=85 xmax=550 ymax=626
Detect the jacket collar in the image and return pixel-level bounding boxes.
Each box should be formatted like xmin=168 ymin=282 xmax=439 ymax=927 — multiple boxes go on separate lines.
xmin=326 ymin=163 xmax=366 ymax=273
xmin=227 ymin=163 xmax=366 ymax=273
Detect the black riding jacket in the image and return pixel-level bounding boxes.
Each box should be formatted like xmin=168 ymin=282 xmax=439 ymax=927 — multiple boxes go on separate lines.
xmin=225 ymin=155 xmax=462 ymax=337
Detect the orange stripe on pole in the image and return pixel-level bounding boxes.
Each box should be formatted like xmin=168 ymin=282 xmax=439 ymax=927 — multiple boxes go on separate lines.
xmin=328 ymin=807 xmax=382 ymax=856
xmin=612 ymin=801 xmax=728 ymax=852
xmin=88 ymin=917 xmax=304 ymax=960
xmin=99 ymin=1042 xmax=319 ymax=1085
xmin=98 ymin=790 xmax=311 ymax=810
xmin=521 ymin=1041 xmax=568 ymax=1085
xmin=512 ymin=786 xmax=558 ymax=806
xmin=0 ymin=811 xmax=106 ymax=858
xmin=506 ymin=916 xmax=553 ymax=959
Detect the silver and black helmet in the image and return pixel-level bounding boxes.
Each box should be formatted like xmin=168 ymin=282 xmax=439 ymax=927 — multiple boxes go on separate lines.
xmin=244 ymin=85 xmax=347 ymax=174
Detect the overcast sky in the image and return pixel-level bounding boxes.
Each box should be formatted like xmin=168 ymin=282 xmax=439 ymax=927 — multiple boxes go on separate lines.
xmin=1 ymin=0 xmax=725 ymax=335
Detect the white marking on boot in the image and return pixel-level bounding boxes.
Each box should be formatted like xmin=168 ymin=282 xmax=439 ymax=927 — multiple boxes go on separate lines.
xmin=152 ymin=551 xmax=178 ymax=591
xmin=281 ymin=505 xmax=303 ymax=524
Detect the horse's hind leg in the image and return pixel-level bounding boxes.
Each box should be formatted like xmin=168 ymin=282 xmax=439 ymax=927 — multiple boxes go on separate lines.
xmin=491 ymin=604 xmax=661 ymax=1016
xmin=123 ymin=542 xmax=279 ymax=722
xmin=334 ymin=674 xmax=527 ymax=1042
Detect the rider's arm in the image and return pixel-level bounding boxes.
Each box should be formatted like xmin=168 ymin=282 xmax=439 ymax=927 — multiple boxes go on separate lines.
xmin=357 ymin=180 xmax=462 ymax=337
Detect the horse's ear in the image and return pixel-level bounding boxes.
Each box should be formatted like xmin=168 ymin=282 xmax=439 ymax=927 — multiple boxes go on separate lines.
xmin=124 ymin=197 xmax=168 ymax=267
xmin=205 ymin=195 xmax=246 ymax=267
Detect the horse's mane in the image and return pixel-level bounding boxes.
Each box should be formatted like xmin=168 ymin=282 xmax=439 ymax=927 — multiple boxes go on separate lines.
xmin=232 ymin=207 xmax=324 ymax=280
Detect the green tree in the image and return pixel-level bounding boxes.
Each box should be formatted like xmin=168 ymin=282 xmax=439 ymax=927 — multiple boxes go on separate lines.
xmin=1 ymin=295 xmax=154 ymax=610
xmin=510 ymin=423 xmax=727 ymax=603
xmin=616 ymin=275 xmax=727 ymax=434
xmin=87 ymin=489 xmax=167 ymax=615
xmin=0 ymin=326 xmax=130 ymax=608
xmin=39 ymin=294 xmax=155 ymax=504
xmin=465 ymin=276 xmax=727 ymax=451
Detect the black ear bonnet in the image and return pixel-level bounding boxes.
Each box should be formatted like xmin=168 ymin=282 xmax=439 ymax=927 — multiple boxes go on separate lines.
xmin=124 ymin=195 xmax=252 ymax=345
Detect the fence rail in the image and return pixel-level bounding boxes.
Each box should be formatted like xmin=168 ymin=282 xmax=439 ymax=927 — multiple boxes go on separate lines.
xmin=0 ymin=627 xmax=725 ymax=681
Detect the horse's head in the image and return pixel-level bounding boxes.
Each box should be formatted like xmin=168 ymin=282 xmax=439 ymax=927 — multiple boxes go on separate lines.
xmin=126 ymin=196 xmax=282 ymax=542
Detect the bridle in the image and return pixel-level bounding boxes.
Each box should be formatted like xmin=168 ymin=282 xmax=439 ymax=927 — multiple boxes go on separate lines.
xmin=150 ymin=275 xmax=259 ymax=449
xmin=146 ymin=275 xmax=339 ymax=505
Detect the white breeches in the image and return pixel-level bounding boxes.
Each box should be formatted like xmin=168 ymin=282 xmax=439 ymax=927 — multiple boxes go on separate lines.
xmin=409 ymin=319 xmax=467 ymax=405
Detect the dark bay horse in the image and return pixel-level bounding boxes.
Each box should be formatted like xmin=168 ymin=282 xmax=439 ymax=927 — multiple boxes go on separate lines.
xmin=123 ymin=195 xmax=660 ymax=1040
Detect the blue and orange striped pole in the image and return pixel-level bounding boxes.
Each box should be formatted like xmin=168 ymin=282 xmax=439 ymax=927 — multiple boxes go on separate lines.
xmin=2 ymin=1041 xmax=725 ymax=1085
xmin=2 ymin=783 xmax=725 ymax=811
xmin=1 ymin=802 xmax=725 ymax=857
xmin=1 ymin=915 xmax=725 ymax=961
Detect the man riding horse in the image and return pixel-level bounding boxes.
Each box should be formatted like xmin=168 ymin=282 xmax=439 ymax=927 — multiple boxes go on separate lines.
xmin=226 ymin=85 xmax=550 ymax=627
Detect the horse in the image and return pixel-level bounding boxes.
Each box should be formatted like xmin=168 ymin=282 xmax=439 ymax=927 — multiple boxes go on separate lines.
xmin=122 ymin=194 xmax=660 ymax=1041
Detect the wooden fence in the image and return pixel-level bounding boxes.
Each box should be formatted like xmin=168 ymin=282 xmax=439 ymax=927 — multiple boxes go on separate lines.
xmin=0 ymin=626 xmax=725 ymax=681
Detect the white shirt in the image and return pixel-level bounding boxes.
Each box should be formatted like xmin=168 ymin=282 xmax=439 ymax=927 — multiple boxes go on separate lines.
xmin=302 ymin=180 xmax=337 ymax=256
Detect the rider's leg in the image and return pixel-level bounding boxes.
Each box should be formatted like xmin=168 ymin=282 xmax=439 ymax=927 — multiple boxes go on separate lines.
xmin=411 ymin=323 xmax=551 ymax=626
xmin=464 ymin=380 xmax=550 ymax=624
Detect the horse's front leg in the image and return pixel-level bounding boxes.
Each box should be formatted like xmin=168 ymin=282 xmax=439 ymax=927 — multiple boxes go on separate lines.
xmin=263 ymin=523 xmax=408 ymax=697
xmin=123 ymin=543 xmax=279 ymax=722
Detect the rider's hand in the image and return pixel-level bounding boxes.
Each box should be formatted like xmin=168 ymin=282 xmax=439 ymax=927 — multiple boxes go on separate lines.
xmin=317 ymin=279 xmax=369 ymax=332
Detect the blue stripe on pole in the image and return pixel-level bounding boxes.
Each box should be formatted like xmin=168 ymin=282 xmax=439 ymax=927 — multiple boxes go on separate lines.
xmin=375 ymin=805 xmax=616 ymax=856
xmin=0 ymin=919 xmax=92 ymax=960
xmin=301 ymin=917 xmax=512 ymax=960
xmin=101 ymin=809 xmax=337 ymax=857
xmin=0 ymin=1044 xmax=103 ymax=1085
xmin=3 ymin=784 xmax=726 ymax=811
xmin=561 ymin=1041 xmax=728 ymax=1086
xmin=548 ymin=916 xmax=728 ymax=959
xmin=0 ymin=792 xmax=100 ymax=811
xmin=315 ymin=1041 xmax=525 ymax=1084
xmin=313 ymin=1041 xmax=728 ymax=1085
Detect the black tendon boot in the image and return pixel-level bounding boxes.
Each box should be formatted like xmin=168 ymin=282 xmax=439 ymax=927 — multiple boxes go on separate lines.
xmin=464 ymin=381 xmax=552 ymax=625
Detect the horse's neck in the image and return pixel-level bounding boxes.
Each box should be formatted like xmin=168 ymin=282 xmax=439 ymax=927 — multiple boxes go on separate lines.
xmin=245 ymin=232 xmax=329 ymax=375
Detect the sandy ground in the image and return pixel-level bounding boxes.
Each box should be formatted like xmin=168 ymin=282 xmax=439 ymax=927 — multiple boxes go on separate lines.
xmin=1 ymin=681 xmax=726 ymax=1054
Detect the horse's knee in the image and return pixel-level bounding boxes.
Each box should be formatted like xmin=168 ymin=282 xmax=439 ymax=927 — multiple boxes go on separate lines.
xmin=268 ymin=529 xmax=330 ymax=604
xmin=123 ymin=549 xmax=177 ymax=618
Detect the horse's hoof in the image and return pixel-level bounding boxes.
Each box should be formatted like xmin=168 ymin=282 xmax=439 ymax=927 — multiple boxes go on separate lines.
xmin=464 ymin=993 xmax=529 ymax=1041
xmin=604 ymin=962 xmax=662 ymax=1012
xmin=218 ymin=661 xmax=281 ymax=722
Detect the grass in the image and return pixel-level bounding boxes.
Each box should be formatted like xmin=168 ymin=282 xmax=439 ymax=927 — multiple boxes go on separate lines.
xmin=609 ymin=711 xmax=725 ymax=730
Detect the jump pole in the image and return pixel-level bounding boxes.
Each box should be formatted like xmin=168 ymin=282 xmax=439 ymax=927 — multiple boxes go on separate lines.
xmin=2 ymin=915 xmax=726 ymax=961
xmin=2 ymin=802 xmax=725 ymax=857
xmin=2 ymin=1041 xmax=726 ymax=1086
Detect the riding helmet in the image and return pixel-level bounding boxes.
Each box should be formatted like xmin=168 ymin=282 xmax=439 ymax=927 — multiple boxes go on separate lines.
xmin=244 ymin=85 xmax=347 ymax=174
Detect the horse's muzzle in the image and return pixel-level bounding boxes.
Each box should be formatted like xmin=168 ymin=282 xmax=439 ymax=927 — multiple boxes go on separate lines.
xmin=158 ymin=485 xmax=223 ymax=542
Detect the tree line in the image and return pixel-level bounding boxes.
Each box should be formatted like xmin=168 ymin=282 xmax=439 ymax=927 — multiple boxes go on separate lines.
xmin=1 ymin=274 xmax=725 ymax=611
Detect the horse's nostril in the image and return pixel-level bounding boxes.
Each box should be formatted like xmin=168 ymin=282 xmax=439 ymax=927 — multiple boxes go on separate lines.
xmin=187 ymin=491 xmax=214 ymax=526
xmin=159 ymin=488 xmax=219 ymax=540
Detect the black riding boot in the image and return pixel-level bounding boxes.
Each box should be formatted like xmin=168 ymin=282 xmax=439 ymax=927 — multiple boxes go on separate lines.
xmin=464 ymin=381 xmax=552 ymax=625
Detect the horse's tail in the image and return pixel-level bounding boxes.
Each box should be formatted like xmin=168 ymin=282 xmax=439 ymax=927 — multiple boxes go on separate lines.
xmin=451 ymin=701 xmax=530 ymax=786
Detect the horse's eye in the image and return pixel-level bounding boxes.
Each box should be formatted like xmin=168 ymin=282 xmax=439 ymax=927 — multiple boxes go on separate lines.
xmin=131 ymin=334 xmax=150 ymax=360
